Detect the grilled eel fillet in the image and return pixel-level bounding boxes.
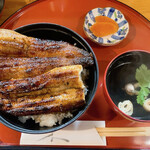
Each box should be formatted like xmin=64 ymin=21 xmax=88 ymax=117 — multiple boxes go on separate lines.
xmin=0 ymin=89 xmax=85 ymax=116
xmin=0 ymin=56 xmax=93 ymax=80
xmin=0 ymin=65 xmax=84 ymax=96
xmin=0 ymin=65 xmax=86 ymax=116
xmin=0 ymin=29 xmax=91 ymax=58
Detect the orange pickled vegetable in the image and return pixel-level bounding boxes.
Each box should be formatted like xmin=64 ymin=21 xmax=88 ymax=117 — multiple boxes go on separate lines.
xmin=90 ymin=16 xmax=119 ymax=37
xmin=95 ymin=16 xmax=116 ymax=24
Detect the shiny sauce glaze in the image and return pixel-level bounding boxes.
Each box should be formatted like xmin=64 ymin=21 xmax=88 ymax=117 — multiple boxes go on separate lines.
xmin=90 ymin=16 xmax=119 ymax=37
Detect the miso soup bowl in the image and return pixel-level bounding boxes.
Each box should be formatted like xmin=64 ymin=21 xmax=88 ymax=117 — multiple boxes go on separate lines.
xmin=104 ymin=50 xmax=150 ymax=122
xmin=0 ymin=23 xmax=99 ymax=133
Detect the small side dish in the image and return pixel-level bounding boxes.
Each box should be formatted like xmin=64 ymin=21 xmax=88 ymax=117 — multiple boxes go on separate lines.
xmin=84 ymin=7 xmax=129 ymax=46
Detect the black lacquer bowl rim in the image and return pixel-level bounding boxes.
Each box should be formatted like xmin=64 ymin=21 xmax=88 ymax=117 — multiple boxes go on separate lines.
xmin=0 ymin=23 xmax=99 ymax=134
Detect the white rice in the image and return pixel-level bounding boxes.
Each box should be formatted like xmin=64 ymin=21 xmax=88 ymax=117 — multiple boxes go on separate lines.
xmin=18 ymin=112 xmax=73 ymax=127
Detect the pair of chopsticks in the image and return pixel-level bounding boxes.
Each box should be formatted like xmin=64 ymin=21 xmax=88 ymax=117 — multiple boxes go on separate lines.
xmin=96 ymin=127 xmax=150 ymax=137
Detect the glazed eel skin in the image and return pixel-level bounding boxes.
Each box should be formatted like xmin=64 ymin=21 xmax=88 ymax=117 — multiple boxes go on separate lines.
xmin=0 ymin=56 xmax=93 ymax=80
xmin=0 ymin=29 xmax=91 ymax=58
xmin=0 ymin=29 xmax=93 ymax=117
xmin=0 ymin=65 xmax=86 ymax=116
xmin=0 ymin=89 xmax=85 ymax=116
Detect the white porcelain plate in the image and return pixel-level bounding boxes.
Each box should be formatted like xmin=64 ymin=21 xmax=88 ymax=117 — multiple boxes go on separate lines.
xmin=83 ymin=7 xmax=129 ymax=46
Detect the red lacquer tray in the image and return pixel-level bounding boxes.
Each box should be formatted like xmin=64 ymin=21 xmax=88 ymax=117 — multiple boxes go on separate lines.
xmin=0 ymin=0 xmax=150 ymax=148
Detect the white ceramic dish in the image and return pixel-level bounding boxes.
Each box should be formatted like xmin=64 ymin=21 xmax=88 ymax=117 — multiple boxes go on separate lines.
xmin=83 ymin=7 xmax=129 ymax=46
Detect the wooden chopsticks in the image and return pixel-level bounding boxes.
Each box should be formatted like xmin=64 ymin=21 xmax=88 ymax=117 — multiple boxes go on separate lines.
xmin=96 ymin=127 xmax=150 ymax=137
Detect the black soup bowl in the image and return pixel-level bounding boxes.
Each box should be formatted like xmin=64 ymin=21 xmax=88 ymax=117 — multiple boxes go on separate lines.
xmin=0 ymin=23 xmax=99 ymax=133
xmin=104 ymin=50 xmax=150 ymax=122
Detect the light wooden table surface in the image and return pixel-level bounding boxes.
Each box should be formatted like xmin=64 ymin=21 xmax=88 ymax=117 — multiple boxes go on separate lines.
xmin=0 ymin=0 xmax=150 ymax=25
xmin=118 ymin=0 xmax=150 ymax=20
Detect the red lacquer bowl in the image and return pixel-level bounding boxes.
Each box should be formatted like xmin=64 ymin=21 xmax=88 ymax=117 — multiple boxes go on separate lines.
xmin=104 ymin=50 xmax=150 ymax=122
